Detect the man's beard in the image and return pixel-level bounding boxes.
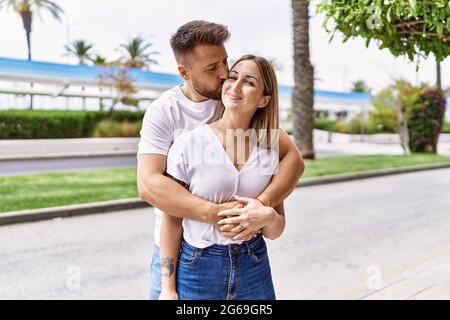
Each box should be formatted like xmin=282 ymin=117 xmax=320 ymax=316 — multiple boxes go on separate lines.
xmin=192 ymin=80 xmax=223 ymax=100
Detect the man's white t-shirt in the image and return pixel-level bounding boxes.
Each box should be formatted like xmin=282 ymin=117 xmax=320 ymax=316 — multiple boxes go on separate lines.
xmin=137 ymin=85 xmax=221 ymax=246
xmin=166 ymin=124 xmax=279 ymax=248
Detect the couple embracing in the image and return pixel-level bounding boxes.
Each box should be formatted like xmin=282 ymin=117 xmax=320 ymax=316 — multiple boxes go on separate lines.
xmin=137 ymin=20 xmax=304 ymax=300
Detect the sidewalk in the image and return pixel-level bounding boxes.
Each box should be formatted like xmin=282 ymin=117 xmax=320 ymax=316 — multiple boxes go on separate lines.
xmin=0 ymin=137 xmax=139 ymax=160
xmin=2 ymin=131 xmax=450 ymax=160
xmin=358 ymin=248 xmax=450 ymax=300
xmin=314 ymin=130 xmax=450 ymax=157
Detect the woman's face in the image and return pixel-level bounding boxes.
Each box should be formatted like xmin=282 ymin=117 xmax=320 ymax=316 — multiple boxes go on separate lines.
xmin=221 ymin=60 xmax=269 ymax=113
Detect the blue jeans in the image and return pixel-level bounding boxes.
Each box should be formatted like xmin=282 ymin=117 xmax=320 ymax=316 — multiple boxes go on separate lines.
xmin=149 ymin=244 xmax=161 ymax=300
xmin=177 ymin=235 xmax=276 ymax=300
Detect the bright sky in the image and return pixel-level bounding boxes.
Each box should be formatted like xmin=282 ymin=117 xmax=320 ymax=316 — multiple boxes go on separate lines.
xmin=0 ymin=0 xmax=448 ymax=93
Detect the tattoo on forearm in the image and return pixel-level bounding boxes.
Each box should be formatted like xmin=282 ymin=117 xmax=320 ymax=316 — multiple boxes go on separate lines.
xmin=161 ymin=257 xmax=175 ymax=277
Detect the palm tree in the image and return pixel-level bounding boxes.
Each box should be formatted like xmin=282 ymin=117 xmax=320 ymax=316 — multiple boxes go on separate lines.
xmin=292 ymin=0 xmax=315 ymax=159
xmin=91 ymin=54 xmax=107 ymax=66
xmin=351 ymin=80 xmax=372 ymax=94
xmin=64 ymin=39 xmax=94 ymax=64
xmin=0 ymin=0 xmax=63 ymax=109
xmin=0 ymin=0 xmax=63 ymax=60
xmin=118 ymin=36 xmax=158 ymax=69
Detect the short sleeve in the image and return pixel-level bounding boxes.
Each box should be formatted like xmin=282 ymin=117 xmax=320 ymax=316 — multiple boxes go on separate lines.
xmin=137 ymin=102 xmax=173 ymax=156
xmin=166 ymin=135 xmax=190 ymax=185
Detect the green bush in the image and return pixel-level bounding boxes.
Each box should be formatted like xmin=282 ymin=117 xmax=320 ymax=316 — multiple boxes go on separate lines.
xmin=107 ymin=110 xmax=145 ymax=122
xmin=408 ymin=89 xmax=446 ymax=153
xmin=93 ymin=120 xmax=142 ymax=137
xmin=368 ymin=89 xmax=398 ymax=133
xmin=368 ymin=81 xmax=423 ymax=134
xmin=0 ymin=109 xmax=144 ymax=139
xmin=316 ymin=117 xmax=380 ymax=134
xmin=0 ymin=110 xmax=102 ymax=139
xmin=346 ymin=116 xmax=379 ymax=134
xmin=314 ymin=118 xmax=337 ymax=131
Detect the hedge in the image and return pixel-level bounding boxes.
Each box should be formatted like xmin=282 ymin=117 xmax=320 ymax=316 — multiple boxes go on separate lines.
xmin=0 ymin=110 xmax=145 ymax=139
xmin=408 ymin=89 xmax=446 ymax=153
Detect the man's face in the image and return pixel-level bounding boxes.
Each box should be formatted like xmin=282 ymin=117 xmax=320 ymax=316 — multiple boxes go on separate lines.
xmin=184 ymin=44 xmax=229 ymax=100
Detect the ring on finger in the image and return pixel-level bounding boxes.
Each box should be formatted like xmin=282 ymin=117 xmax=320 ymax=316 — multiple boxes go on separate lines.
xmin=238 ymin=225 xmax=245 ymax=232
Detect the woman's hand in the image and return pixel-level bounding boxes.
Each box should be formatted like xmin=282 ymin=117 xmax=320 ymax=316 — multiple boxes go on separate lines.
xmin=159 ymin=289 xmax=179 ymax=300
xmin=217 ymin=196 xmax=277 ymax=241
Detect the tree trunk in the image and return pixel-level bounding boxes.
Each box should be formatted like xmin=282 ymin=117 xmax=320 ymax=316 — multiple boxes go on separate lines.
xmin=21 ymin=11 xmax=32 ymax=61
xmin=436 ymin=59 xmax=442 ymax=91
xmin=21 ymin=11 xmax=34 ymax=109
xmin=292 ymin=0 xmax=315 ymax=159
xmin=397 ymin=104 xmax=411 ymax=155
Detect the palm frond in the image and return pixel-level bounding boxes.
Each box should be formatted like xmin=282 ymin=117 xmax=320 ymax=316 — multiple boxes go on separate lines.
xmin=35 ymin=0 xmax=63 ymax=20
xmin=117 ymin=36 xmax=159 ymax=69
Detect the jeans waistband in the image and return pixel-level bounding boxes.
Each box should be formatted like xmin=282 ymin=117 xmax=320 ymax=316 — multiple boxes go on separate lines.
xmin=182 ymin=234 xmax=264 ymax=257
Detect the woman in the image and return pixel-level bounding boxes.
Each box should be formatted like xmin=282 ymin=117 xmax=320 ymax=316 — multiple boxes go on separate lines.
xmin=159 ymin=55 xmax=285 ymax=300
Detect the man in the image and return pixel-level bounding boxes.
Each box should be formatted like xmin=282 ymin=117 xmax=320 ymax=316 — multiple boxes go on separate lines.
xmin=137 ymin=20 xmax=304 ymax=300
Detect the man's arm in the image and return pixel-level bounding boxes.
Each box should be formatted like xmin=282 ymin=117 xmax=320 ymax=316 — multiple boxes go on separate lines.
xmin=137 ymin=154 xmax=239 ymax=224
xmin=257 ymin=129 xmax=304 ymax=208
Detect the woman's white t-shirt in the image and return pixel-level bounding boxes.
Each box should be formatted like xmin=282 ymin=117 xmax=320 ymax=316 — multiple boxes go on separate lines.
xmin=137 ymin=86 xmax=221 ymax=246
xmin=166 ymin=124 xmax=279 ymax=248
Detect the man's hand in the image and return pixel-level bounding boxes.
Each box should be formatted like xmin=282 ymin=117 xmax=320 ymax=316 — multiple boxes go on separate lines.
xmin=208 ymin=200 xmax=242 ymax=227
xmin=217 ymin=196 xmax=276 ymax=241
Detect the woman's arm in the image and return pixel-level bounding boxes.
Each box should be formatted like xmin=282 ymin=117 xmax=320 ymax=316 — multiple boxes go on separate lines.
xmin=257 ymin=129 xmax=304 ymax=208
xmin=261 ymin=201 xmax=285 ymax=240
xmin=159 ymin=212 xmax=183 ymax=300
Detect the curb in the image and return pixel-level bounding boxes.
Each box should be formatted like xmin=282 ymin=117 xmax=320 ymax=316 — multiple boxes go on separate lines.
xmin=1 ymin=163 xmax=449 ymax=227
xmin=297 ymin=162 xmax=450 ymax=187
xmin=0 ymin=150 xmax=137 ymax=161
xmin=0 ymin=198 xmax=149 ymax=226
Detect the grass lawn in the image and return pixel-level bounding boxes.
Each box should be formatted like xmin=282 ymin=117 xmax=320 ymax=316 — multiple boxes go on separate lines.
xmin=0 ymin=168 xmax=137 ymax=213
xmin=443 ymin=121 xmax=450 ymax=133
xmin=1 ymin=153 xmax=450 ymax=213
xmin=302 ymin=153 xmax=450 ymax=178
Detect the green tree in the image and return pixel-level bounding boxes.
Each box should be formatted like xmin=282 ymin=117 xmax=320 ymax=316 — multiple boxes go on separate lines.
xmin=118 ymin=36 xmax=158 ymax=69
xmin=64 ymin=39 xmax=94 ymax=64
xmin=0 ymin=0 xmax=63 ymax=60
xmin=317 ymin=1 xmax=450 ymax=62
xmin=317 ymin=1 xmax=450 ymax=89
xmin=369 ymin=86 xmax=398 ymax=133
xmin=317 ymin=1 xmax=450 ymax=153
xmin=292 ymin=0 xmax=315 ymax=159
xmin=97 ymin=67 xmax=139 ymax=116
xmin=351 ymin=79 xmax=372 ymax=93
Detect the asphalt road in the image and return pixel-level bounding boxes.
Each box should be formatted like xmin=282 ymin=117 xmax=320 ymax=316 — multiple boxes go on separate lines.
xmin=1 ymin=168 xmax=449 ymax=299
xmin=0 ymin=149 xmax=391 ymax=176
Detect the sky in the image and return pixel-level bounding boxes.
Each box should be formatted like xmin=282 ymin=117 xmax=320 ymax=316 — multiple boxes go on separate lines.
xmin=0 ymin=0 xmax=448 ymax=93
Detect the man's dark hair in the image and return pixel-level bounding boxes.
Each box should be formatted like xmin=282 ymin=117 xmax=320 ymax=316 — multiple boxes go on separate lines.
xmin=170 ymin=20 xmax=229 ymax=64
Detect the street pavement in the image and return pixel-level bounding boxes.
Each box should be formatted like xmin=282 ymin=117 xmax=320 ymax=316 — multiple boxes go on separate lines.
xmin=1 ymin=132 xmax=450 ymax=175
xmin=0 ymin=168 xmax=449 ymax=299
